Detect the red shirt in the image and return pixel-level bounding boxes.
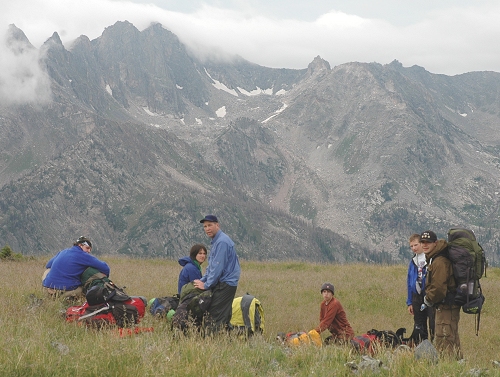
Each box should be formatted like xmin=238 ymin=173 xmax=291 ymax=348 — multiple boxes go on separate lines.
xmin=315 ymin=297 xmax=354 ymax=340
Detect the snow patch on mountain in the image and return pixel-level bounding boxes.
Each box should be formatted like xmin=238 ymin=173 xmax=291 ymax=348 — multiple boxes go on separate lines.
xmin=238 ymin=86 xmax=273 ymax=96
xmin=262 ymin=103 xmax=287 ymax=123
xmin=216 ymin=106 xmax=227 ymax=117
xmin=143 ymin=107 xmax=157 ymax=116
xmin=204 ymin=68 xmax=238 ymax=96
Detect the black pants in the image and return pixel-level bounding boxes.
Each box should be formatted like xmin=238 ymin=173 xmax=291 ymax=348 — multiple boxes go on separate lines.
xmin=411 ymin=292 xmax=435 ymax=343
xmin=204 ymin=282 xmax=237 ymax=335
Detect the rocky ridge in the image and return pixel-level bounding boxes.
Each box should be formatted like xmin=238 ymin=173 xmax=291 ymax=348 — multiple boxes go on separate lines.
xmin=1 ymin=21 xmax=499 ymax=263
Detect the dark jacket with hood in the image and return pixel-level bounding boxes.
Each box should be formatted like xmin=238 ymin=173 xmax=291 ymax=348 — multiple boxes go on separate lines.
xmin=424 ymin=239 xmax=457 ymax=306
xmin=177 ymin=256 xmax=202 ymax=295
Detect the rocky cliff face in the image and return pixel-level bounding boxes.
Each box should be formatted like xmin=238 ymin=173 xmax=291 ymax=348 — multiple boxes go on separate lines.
xmin=1 ymin=21 xmax=499 ymax=263
xmin=264 ymin=61 xmax=500 ymax=257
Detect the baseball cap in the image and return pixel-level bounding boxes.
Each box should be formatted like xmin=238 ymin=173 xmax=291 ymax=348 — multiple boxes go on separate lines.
xmin=200 ymin=215 xmax=218 ymax=223
xmin=420 ymin=230 xmax=437 ymax=243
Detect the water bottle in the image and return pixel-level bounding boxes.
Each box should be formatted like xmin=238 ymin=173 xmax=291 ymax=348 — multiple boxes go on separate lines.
xmin=468 ymin=281 xmax=474 ymax=296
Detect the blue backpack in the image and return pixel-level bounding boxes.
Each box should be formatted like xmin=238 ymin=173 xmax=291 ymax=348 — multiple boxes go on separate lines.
xmin=149 ymin=295 xmax=179 ymax=317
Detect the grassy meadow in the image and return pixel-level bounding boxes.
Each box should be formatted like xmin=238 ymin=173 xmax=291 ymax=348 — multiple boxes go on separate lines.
xmin=1 ymin=257 xmax=500 ymax=376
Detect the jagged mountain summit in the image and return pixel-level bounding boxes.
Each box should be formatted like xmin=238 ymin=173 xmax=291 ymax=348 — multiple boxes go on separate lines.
xmin=1 ymin=21 xmax=499 ymax=263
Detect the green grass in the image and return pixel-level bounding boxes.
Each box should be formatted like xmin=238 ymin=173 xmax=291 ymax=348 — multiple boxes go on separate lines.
xmin=1 ymin=258 xmax=499 ymax=376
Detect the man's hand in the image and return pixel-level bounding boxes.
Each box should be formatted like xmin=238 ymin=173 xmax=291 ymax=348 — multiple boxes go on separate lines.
xmin=193 ymin=279 xmax=205 ymax=290
xmin=408 ymin=305 xmax=414 ymax=315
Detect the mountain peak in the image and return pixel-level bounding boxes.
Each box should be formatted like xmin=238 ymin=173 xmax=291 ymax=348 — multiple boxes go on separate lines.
xmin=6 ymin=24 xmax=34 ymax=53
xmin=388 ymin=59 xmax=403 ymax=68
xmin=1 ymin=21 xmax=499 ymax=264
xmin=69 ymin=35 xmax=91 ymax=51
xmin=306 ymin=55 xmax=331 ymax=76
xmin=102 ymin=20 xmax=139 ymax=38
xmin=43 ymin=31 xmax=63 ymax=47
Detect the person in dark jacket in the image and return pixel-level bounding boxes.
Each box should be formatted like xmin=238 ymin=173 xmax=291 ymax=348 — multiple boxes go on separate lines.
xmin=421 ymin=230 xmax=462 ymax=359
xmin=177 ymin=244 xmax=207 ymax=295
xmin=42 ymin=236 xmax=110 ymax=299
xmin=406 ymin=233 xmax=434 ymax=344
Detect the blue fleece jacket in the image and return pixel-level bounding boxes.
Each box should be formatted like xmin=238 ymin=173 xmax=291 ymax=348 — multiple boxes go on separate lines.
xmin=43 ymin=245 xmax=110 ymax=290
xmin=178 ymin=256 xmax=202 ymax=295
xmin=406 ymin=253 xmax=428 ymax=306
xmin=200 ymin=230 xmax=240 ymax=290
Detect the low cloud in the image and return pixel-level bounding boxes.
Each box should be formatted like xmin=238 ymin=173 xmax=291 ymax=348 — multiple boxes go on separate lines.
xmin=162 ymin=4 xmax=500 ymax=75
xmin=2 ymin=1 xmax=500 ymax=75
xmin=0 ymin=26 xmax=51 ymax=106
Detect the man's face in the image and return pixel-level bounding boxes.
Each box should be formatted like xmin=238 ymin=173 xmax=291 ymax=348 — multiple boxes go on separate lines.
xmin=80 ymin=244 xmax=92 ymax=253
xmin=421 ymin=241 xmax=437 ymax=255
xmin=410 ymin=239 xmax=422 ymax=254
xmin=203 ymin=221 xmax=220 ymax=239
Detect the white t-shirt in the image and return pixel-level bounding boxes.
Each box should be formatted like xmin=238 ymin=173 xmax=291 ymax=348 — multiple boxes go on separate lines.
xmin=415 ymin=253 xmax=426 ymax=294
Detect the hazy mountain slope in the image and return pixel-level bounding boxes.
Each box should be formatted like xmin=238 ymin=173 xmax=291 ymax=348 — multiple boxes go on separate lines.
xmin=1 ymin=21 xmax=499 ymax=263
xmin=253 ymin=60 xmax=500 ymax=254
xmin=191 ymin=56 xmax=500 ymax=256
xmin=388 ymin=60 xmax=500 ymax=145
xmin=0 ymin=114 xmax=373 ymax=261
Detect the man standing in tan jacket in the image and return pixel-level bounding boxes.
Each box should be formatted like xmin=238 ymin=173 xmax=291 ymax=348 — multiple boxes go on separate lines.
xmin=421 ymin=230 xmax=462 ymax=359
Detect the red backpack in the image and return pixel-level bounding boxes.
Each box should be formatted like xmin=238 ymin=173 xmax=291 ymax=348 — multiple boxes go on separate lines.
xmin=66 ymin=296 xmax=146 ymax=328
xmin=350 ymin=333 xmax=379 ymax=354
xmin=350 ymin=329 xmax=402 ymax=354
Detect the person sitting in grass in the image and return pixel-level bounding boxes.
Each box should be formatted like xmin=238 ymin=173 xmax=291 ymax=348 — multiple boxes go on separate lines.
xmin=42 ymin=236 xmax=110 ymax=300
xmin=177 ymin=244 xmax=207 ymax=295
xmin=311 ymin=282 xmax=354 ymax=345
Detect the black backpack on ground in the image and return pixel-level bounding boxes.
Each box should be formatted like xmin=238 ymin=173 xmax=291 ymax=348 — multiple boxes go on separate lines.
xmin=81 ymin=267 xmax=131 ymax=305
xmin=172 ymin=282 xmax=212 ymax=331
xmin=72 ymin=267 xmax=145 ymax=328
xmin=350 ymin=329 xmax=402 ymax=354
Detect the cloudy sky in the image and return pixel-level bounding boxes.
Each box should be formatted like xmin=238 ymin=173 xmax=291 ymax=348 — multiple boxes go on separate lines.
xmin=1 ymin=0 xmax=500 ymax=80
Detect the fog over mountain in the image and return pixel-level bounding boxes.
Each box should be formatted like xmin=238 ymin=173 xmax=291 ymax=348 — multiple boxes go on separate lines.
xmin=1 ymin=21 xmax=499 ymax=264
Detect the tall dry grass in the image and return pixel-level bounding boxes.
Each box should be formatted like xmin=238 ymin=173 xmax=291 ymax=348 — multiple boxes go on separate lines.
xmin=1 ymin=257 xmax=499 ymax=376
